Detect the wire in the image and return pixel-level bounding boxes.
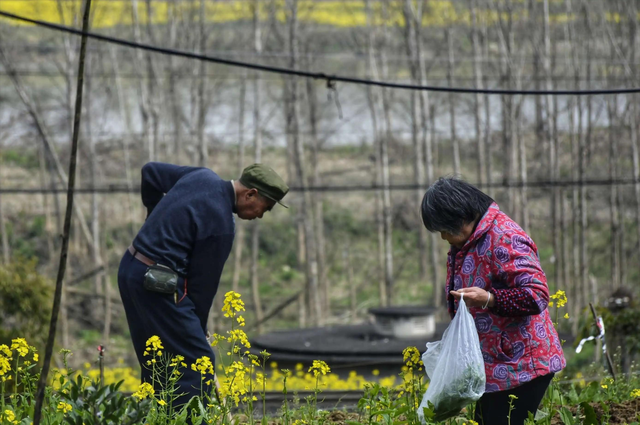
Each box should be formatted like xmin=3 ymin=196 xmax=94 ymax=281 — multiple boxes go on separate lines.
xmin=2 ymin=9 xmax=640 ymax=96
xmin=4 ymin=178 xmax=640 ymax=194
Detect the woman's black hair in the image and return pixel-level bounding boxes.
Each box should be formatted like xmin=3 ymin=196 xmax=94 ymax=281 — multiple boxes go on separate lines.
xmin=420 ymin=177 xmax=494 ymax=234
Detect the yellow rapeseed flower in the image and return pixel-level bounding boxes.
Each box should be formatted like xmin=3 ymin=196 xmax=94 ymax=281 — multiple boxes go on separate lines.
xmin=132 ymin=382 xmax=155 ymax=400
xmin=0 ymin=345 xmax=10 ymax=358
xmin=402 ymin=347 xmax=422 ymax=368
xmin=2 ymin=409 xmax=16 ymax=424
xmin=191 ymin=356 xmax=214 ymax=375
xmin=309 ymin=360 xmax=331 ymax=377
xmin=550 ymin=290 xmax=567 ymax=308
xmin=57 ymin=402 xmax=72 ymax=414
xmin=222 ymin=291 xmax=245 ymax=318
xmin=169 ymin=355 xmax=186 ymax=368
xmin=631 ymin=389 xmax=640 ymax=398
xmin=145 ymin=336 xmax=164 ymax=353
xmin=602 ymin=384 xmax=608 ymax=389
xmin=11 ymin=338 xmax=29 ymax=357
xmin=157 ymin=399 xmax=167 ymax=406
xmin=227 ymin=329 xmax=251 ymax=348
xmin=210 ymin=333 xmax=226 ymax=347
xmin=0 ymin=355 xmax=10 ymax=376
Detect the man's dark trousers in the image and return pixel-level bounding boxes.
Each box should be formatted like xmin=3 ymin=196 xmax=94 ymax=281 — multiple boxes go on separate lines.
xmin=118 ymin=249 xmax=216 ymax=406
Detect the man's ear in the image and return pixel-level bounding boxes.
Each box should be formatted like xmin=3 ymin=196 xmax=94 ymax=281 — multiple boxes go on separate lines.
xmin=247 ymin=188 xmax=259 ymax=198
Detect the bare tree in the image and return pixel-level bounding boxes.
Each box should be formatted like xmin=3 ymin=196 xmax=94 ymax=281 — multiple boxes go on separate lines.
xmin=379 ymin=0 xmax=394 ymax=305
xmin=131 ymin=0 xmax=157 ymax=162
xmin=580 ymin=1 xmax=594 ymax=303
xmin=84 ymin=56 xmax=105 ymax=334
xmin=0 ymin=45 xmax=96 ymax=250
xmin=365 ymin=0 xmax=388 ymax=307
xmin=109 ymin=44 xmax=138 ymax=234
xmin=249 ymin=0 xmax=264 ymax=332
xmin=607 ymin=92 xmax=621 ymax=289
xmin=543 ymin=0 xmax=560 ymax=284
xmin=284 ymin=0 xmax=321 ymax=325
xmin=196 ymin=0 xmax=209 ymax=167
xmin=305 ymin=67 xmax=328 ymax=315
xmin=0 ymin=159 xmax=9 ymax=264
xmin=446 ymin=26 xmax=460 ymax=176
xmin=471 ymin=0 xmax=486 ymax=186
xmin=402 ymin=0 xmax=427 ymax=280
xmin=624 ymin=0 xmax=640 ymax=274
xmin=232 ymin=76 xmax=247 ymax=294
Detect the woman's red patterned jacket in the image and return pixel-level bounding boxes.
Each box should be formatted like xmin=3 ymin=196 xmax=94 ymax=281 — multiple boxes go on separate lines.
xmin=446 ymin=203 xmax=566 ymax=392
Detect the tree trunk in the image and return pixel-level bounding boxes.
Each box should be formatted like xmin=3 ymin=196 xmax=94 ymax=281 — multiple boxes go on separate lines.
xmin=543 ymin=0 xmax=560 ymax=288
xmin=410 ymin=0 xmax=439 ymax=307
xmin=379 ymin=0 xmax=394 ymax=306
xmin=624 ymin=0 xmax=640 ymax=275
xmin=608 ymin=95 xmax=621 ymax=289
xmin=232 ymin=77 xmax=247 ymax=294
xmin=582 ymin=3 xmax=594 ymax=303
xmin=102 ymin=256 xmax=112 ymax=342
xmin=365 ymin=0 xmax=387 ymax=307
xmin=344 ymin=245 xmax=357 ymax=323
xmin=0 ymin=159 xmax=9 ymax=264
xmin=196 ymin=0 xmax=208 ymax=167
xmin=306 ymin=72 xmax=327 ymax=316
xmin=471 ymin=0 xmax=486 ymax=186
xmin=144 ymin=0 xmax=160 ymax=160
xmin=109 ymin=44 xmax=137 ymax=234
xmin=39 ymin=145 xmax=55 ymax=271
xmin=85 ymin=57 xmax=105 ymax=335
xmin=286 ymin=0 xmax=320 ymax=325
xmin=446 ymin=27 xmax=460 ymax=176
xmin=249 ymin=0 xmax=264 ymax=332
xmin=564 ymin=0 xmax=581 ymax=332
xmin=402 ymin=0 xmax=427 ymax=281
xmin=0 ymin=46 xmax=96 ymax=251
xmin=60 ymin=289 xmax=70 ymax=349
xmin=131 ymin=0 xmax=156 ymax=162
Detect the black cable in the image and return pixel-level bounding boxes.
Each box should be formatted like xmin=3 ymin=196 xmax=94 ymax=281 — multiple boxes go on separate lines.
xmin=2 ymin=9 xmax=640 ymax=96
xmin=4 ymin=178 xmax=640 ymax=194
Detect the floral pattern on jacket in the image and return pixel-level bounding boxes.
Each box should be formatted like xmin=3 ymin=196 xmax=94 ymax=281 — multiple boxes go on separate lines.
xmin=446 ymin=203 xmax=566 ymax=392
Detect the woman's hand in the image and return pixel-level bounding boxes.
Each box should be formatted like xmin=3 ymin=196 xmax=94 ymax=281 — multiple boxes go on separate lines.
xmin=450 ymin=287 xmax=495 ymax=309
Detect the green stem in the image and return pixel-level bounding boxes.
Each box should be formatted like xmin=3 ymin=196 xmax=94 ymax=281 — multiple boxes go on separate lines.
xmin=283 ymin=374 xmax=290 ymax=425
xmin=248 ymin=363 xmax=255 ymax=425
xmin=14 ymin=357 xmax=18 ymax=394
xmin=314 ymin=375 xmax=319 ymax=420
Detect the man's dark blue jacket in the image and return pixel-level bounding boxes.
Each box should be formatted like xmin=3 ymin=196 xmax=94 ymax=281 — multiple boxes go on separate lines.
xmin=132 ymin=162 xmax=235 ymax=329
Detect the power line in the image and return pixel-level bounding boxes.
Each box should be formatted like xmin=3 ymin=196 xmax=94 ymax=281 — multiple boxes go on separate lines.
xmin=4 ymin=178 xmax=640 ymax=194
xmin=1 ymin=9 xmax=640 ymax=96
xmin=2 ymin=69 xmax=637 ymax=84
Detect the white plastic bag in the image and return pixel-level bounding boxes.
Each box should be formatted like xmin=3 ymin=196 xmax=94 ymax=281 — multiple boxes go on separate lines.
xmin=417 ymin=294 xmax=486 ymax=423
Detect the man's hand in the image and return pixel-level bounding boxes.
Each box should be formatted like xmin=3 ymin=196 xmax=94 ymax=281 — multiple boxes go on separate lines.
xmin=450 ymin=287 xmax=495 ymax=309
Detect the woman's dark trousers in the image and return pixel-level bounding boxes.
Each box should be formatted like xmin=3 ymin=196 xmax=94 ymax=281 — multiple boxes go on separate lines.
xmin=474 ymin=373 xmax=554 ymax=425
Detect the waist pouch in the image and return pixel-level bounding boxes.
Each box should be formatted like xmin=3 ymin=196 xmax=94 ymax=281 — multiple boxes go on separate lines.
xmin=143 ymin=264 xmax=178 ymax=294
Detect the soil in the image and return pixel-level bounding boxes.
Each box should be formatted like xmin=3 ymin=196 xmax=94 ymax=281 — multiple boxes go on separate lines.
xmin=551 ymin=400 xmax=640 ymax=425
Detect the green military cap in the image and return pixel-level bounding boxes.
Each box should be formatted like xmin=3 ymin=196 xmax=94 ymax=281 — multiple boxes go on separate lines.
xmin=239 ymin=164 xmax=290 ymax=208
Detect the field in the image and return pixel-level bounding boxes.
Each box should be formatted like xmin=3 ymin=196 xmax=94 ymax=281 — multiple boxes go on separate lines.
xmin=0 ymin=0 xmax=622 ymax=30
xmin=1 ymin=291 xmax=638 ymax=425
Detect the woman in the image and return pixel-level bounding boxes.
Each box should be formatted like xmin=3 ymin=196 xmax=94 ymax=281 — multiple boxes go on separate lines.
xmin=421 ymin=177 xmax=565 ymax=425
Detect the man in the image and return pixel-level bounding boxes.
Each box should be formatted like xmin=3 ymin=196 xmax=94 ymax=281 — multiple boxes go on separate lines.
xmin=117 ymin=162 xmax=288 ymax=405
